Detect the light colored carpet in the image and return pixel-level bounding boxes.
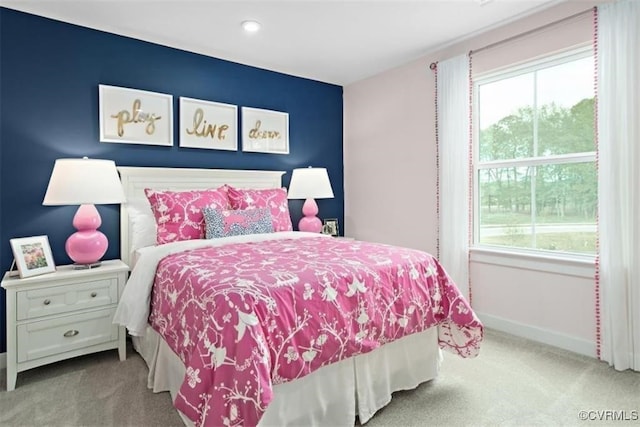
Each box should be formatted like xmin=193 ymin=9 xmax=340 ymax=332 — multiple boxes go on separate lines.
xmin=1 ymin=329 xmax=638 ymax=426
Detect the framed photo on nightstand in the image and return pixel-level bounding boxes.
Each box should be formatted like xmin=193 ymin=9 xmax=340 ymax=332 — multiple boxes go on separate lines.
xmin=9 ymin=235 xmax=56 ymax=278
xmin=322 ymin=218 xmax=339 ymax=237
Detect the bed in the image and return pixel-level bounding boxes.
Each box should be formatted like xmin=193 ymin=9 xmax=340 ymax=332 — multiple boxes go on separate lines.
xmin=113 ymin=166 xmax=483 ymax=427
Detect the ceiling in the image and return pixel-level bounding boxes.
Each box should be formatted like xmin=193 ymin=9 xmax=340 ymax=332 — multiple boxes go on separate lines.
xmin=0 ymin=0 xmax=561 ymax=85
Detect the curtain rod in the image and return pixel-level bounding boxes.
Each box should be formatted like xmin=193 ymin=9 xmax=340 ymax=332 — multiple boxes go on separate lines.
xmin=470 ymin=7 xmax=594 ymax=56
xmin=429 ymin=6 xmax=594 ymax=70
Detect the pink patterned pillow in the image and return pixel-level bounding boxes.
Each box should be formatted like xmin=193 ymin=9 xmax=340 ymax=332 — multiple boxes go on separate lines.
xmin=226 ymin=186 xmax=293 ymax=232
xmin=144 ymin=188 xmax=230 ymax=244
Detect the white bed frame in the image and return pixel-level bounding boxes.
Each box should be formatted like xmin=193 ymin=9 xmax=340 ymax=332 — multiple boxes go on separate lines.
xmin=116 ymin=166 xmax=442 ymax=426
xmin=118 ymin=166 xmax=285 ymax=267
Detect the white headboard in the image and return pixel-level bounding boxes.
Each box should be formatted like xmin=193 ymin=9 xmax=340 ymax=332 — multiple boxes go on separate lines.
xmin=117 ymin=166 xmax=286 ymax=267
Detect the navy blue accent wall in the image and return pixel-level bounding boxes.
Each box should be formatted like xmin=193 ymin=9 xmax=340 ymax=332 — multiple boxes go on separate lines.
xmin=0 ymin=8 xmax=343 ymax=353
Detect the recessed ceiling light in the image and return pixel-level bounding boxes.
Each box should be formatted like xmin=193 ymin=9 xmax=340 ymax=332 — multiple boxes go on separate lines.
xmin=242 ymin=20 xmax=261 ymax=33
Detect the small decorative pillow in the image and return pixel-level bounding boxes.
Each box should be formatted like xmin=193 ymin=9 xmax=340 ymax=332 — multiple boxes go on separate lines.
xmin=226 ymin=186 xmax=293 ymax=232
xmin=144 ymin=187 xmax=230 ymax=244
xmin=203 ymin=207 xmax=274 ymax=238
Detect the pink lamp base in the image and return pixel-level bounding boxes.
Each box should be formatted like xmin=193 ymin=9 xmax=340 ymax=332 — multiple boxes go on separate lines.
xmin=66 ymin=204 xmax=108 ymax=266
xmin=66 ymin=231 xmax=108 ymax=265
xmin=298 ymin=198 xmax=323 ymax=233
xmin=298 ymin=216 xmax=323 ymax=233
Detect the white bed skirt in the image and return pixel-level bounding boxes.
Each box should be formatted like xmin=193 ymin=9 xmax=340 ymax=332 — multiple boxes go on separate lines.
xmin=133 ymin=326 xmax=442 ymax=426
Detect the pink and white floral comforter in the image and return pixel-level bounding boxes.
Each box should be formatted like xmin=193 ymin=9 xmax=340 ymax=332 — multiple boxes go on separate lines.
xmin=130 ymin=234 xmax=483 ymax=427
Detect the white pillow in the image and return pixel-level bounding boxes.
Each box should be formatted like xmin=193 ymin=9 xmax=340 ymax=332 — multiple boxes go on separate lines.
xmin=127 ymin=204 xmax=157 ymax=254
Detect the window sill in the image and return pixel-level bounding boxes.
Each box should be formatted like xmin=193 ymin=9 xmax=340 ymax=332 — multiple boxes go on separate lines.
xmin=469 ymin=247 xmax=596 ymax=279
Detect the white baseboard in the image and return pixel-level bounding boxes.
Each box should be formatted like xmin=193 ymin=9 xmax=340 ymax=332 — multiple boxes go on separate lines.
xmin=476 ymin=312 xmax=597 ymax=359
xmin=0 ymin=352 xmax=6 ymax=370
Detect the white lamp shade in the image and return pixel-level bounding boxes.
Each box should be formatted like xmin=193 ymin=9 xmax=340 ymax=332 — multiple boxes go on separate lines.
xmin=287 ymin=167 xmax=334 ymax=200
xmin=43 ymin=158 xmax=126 ymax=205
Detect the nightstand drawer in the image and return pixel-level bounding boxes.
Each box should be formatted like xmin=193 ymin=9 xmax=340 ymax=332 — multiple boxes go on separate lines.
xmin=16 ymin=278 xmax=118 ymax=321
xmin=17 ymin=308 xmax=119 ymax=363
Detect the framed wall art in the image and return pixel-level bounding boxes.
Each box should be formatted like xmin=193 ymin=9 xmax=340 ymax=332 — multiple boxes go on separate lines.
xmin=241 ymin=106 xmax=289 ymax=154
xmin=99 ymin=84 xmax=173 ymax=146
xmin=9 ymin=235 xmax=56 ymax=278
xmin=179 ymin=97 xmax=238 ymax=151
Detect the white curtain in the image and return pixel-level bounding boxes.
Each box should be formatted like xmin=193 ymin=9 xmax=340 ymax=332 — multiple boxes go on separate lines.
xmin=597 ymin=0 xmax=640 ymax=371
xmin=437 ymin=55 xmax=471 ymax=301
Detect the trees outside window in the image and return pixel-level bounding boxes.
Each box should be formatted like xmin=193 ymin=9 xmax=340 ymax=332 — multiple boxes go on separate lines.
xmin=474 ymin=49 xmax=596 ymax=255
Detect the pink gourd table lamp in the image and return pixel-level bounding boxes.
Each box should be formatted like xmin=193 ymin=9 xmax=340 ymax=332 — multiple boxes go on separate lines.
xmin=287 ymin=167 xmax=334 ymax=233
xmin=43 ymin=157 xmax=126 ymax=268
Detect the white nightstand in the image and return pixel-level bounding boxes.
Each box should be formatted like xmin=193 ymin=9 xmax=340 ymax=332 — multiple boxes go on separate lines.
xmin=1 ymin=259 xmax=129 ymax=391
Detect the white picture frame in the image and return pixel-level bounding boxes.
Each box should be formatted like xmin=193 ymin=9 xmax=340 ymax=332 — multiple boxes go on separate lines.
xmin=179 ymin=97 xmax=238 ymax=151
xmin=99 ymin=84 xmax=173 ymax=146
xmin=241 ymin=107 xmax=289 ymax=154
xmin=322 ymin=218 xmax=339 ymax=237
xmin=9 ymin=235 xmax=56 ymax=279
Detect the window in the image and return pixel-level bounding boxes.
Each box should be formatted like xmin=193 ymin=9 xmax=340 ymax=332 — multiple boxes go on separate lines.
xmin=474 ymin=48 xmax=596 ymax=255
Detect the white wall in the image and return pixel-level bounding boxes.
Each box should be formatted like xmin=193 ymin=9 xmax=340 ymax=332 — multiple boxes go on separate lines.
xmin=344 ymin=59 xmax=436 ymax=253
xmin=344 ymin=0 xmax=605 ymax=357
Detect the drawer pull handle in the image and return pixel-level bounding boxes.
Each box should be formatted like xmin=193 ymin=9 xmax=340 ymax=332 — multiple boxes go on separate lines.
xmin=90 ymin=292 xmax=97 ymax=298
xmin=63 ymin=330 xmax=79 ymax=338
xmin=43 ymin=299 xmax=51 ymax=306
